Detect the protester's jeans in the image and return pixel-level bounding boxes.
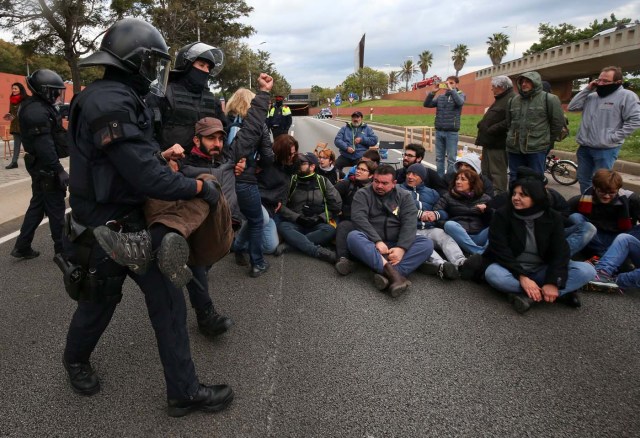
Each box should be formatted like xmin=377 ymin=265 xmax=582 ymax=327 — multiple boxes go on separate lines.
xmin=564 ymin=213 xmax=597 ymax=256
xmin=417 ymin=227 xmax=466 ymax=266
xmin=277 ymin=221 xmax=335 ymax=257
xmin=435 ymin=130 xmax=459 ymax=178
xmin=569 ymin=213 xmax=640 ymax=256
xmin=485 ymin=261 xmax=596 ymax=296
xmin=443 ymin=221 xmax=489 ymax=255
xmin=596 ymin=233 xmax=640 ymax=289
xmin=235 ymin=206 xmax=280 ymax=255
xmin=235 ymin=182 xmax=265 ymax=267
xmin=346 ymin=230 xmax=433 ymax=277
xmin=508 ymin=152 xmax=546 ymax=183
xmin=577 ymin=145 xmax=621 ymax=194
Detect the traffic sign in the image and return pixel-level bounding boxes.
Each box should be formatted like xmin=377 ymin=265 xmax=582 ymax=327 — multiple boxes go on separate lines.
xmin=348 ymin=97 xmax=354 ymax=104
xmin=334 ymin=93 xmax=342 ymax=106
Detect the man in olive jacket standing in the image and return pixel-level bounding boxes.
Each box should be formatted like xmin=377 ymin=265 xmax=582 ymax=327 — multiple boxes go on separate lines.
xmin=506 ymin=71 xmax=564 ymax=183
xmin=475 ymin=75 xmax=515 ymax=195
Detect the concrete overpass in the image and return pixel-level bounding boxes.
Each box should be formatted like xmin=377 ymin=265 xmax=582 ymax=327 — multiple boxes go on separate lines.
xmin=474 ymin=24 xmax=640 ymax=101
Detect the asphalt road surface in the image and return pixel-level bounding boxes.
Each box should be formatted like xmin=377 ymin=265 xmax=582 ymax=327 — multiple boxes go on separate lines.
xmin=1 ymin=118 xmax=638 ymax=437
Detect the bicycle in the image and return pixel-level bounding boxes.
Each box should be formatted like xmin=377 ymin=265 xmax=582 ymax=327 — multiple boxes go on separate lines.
xmin=545 ymin=154 xmax=578 ymax=186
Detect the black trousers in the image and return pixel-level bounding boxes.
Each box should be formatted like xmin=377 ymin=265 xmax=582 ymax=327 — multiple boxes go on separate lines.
xmin=335 ymin=220 xmax=356 ymax=259
xmin=186 ymin=265 xmax=213 ymax=312
xmin=64 ymin=242 xmax=200 ymax=400
xmin=15 ymin=182 xmax=65 ymax=253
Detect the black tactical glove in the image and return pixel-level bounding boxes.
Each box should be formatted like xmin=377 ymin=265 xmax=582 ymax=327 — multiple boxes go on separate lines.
xmin=197 ymin=179 xmax=220 ymax=208
xmin=58 ymin=170 xmax=69 ymax=189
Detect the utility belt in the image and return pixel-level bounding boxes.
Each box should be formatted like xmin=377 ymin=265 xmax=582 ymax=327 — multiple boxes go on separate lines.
xmin=55 ymin=209 xmax=146 ymax=302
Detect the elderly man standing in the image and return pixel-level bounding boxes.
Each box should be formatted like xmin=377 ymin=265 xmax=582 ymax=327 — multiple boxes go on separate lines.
xmin=348 ymin=164 xmax=433 ymax=297
xmin=506 ymin=71 xmax=564 ymax=183
xmin=475 ymin=75 xmax=515 ymax=195
xmin=568 ymin=66 xmax=640 ymax=193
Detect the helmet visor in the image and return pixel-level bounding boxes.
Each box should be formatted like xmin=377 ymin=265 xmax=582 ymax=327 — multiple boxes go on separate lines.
xmin=184 ymin=42 xmax=224 ymax=77
xmin=44 ymin=87 xmax=66 ymax=105
xmin=141 ymin=49 xmax=171 ymax=96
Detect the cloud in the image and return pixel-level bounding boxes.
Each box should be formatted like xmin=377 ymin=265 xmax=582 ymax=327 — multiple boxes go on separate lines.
xmin=241 ymin=0 xmax=640 ymax=88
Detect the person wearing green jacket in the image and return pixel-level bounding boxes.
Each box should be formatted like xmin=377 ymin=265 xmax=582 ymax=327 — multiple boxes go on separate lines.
xmin=506 ymin=71 xmax=564 ymax=183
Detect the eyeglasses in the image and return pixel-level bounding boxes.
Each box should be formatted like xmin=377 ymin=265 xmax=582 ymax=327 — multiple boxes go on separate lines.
xmin=595 ymin=188 xmax=618 ymax=197
xmin=403 ymin=153 xmax=417 ymax=158
xmin=318 ymin=156 xmax=330 ymax=160
xmin=356 ymin=167 xmax=370 ymax=173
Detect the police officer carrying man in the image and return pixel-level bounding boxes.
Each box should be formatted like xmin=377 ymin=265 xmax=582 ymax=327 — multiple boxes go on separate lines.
xmin=148 ymin=41 xmax=226 ymax=151
xmin=10 ymin=69 xmax=68 ymax=259
xmin=266 ymin=95 xmax=292 ymax=138
xmin=62 ymin=18 xmax=237 ymax=417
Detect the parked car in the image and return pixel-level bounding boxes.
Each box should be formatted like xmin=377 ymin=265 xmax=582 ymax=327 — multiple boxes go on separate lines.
xmin=317 ymin=108 xmax=333 ymax=119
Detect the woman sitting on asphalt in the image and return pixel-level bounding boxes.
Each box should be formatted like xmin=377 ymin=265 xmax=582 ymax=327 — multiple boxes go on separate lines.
xmin=315 ymin=148 xmax=342 ymax=185
xmin=333 ymin=159 xmax=376 ymax=275
xmin=434 ymin=168 xmax=493 ymax=255
xmin=483 ymin=174 xmax=596 ymax=313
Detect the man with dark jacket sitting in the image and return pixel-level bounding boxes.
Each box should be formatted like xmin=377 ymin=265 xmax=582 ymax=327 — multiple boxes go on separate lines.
xmin=348 ymin=164 xmax=433 ymax=297
xmin=277 ymin=152 xmax=342 ymax=263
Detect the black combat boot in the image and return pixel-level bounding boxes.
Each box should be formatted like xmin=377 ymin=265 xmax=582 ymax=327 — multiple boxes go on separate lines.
xmin=63 ymin=357 xmax=100 ymax=396
xmin=196 ymin=305 xmax=234 ymax=338
xmin=93 ymin=225 xmax=151 ymax=274
xmin=167 ymin=384 xmax=234 ymax=417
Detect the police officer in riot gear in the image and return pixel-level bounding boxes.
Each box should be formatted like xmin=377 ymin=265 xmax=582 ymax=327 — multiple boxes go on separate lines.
xmin=10 ymin=69 xmax=68 ymax=259
xmin=266 ymin=95 xmax=292 ymax=138
xmin=62 ymin=18 xmax=233 ymax=417
xmin=148 ymin=41 xmax=226 ymax=150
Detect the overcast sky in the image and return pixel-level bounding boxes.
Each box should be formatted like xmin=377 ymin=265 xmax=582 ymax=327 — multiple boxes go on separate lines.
xmin=239 ymin=0 xmax=640 ymax=89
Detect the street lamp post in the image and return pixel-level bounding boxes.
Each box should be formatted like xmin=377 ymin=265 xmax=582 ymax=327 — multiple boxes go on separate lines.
xmin=384 ymin=63 xmax=391 ymax=93
xmin=439 ymin=44 xmax=451 ymax=77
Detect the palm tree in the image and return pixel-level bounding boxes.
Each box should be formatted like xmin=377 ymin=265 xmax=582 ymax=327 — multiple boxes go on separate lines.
xmin=400 ymin=60 xmax=418 ymax=91
xmin=418 ymin=50 xmax=433 ymax=80
xmin=388 ymin=71 xmax=400 ymax=91
xmin=486 ymin=32 xmax=510 ymax=66
xmin=451 ymin=44 xmax=470 ymax=76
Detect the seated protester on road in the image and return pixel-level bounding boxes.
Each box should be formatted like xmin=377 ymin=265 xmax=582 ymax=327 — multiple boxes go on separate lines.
xmin=235 ymin=134 xmax=299 ymax=264
xmin=226 ymin=87 xmax=275 ymax=278
xmin=348 ymin=164 xmax=433 ymax=297
xmin=342 ymin=148 xmax=380 ymax=180
xmin=434 ymin=168 xmax=493 ymax=255
xmin=568 ymin=169 xmax=640 ymax=258
xmin=399 ymin=163 xmax=466 ymax=280
xmin=585 ymin=233 xmax=640 ymax=293
xmin=316 ymin=148 xmax=343 ymax=185
xmin=488 ymin=166 xmax=597 ymax=257
xmin=334 ymin=159 xmax=376 ymax=275
xmin=396 ymin=143 xmax=448 ymax=195
xmin=444 ymin=152 xmax=494 ymax=198
xmin=277 ymin=152 xmax=342 ymax=263
xmin=483 ymin=175 xmax=596 ymax=314
xmin=334 ymin=110 xmax=379 ymax=170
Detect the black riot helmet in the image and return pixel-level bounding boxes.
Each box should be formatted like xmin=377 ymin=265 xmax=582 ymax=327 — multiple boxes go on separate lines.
xmin=172 ymin=42 xmax=224 ymax=77
xmin=26 ymin=69 xmax=66 ymax=105
xmin=79 ymin=18 xmax=171 ymax=96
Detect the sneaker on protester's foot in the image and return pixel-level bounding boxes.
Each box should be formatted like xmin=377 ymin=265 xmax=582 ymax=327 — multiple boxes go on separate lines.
xmin=583 ymin=270 xmax=620 ymax=293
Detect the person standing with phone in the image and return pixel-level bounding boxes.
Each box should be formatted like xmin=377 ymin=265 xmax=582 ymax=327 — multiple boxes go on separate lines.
xmin=4 ymin=82 xmax=28 ymax=169
xmin=423 ymin=76 xmax=465 ymax=178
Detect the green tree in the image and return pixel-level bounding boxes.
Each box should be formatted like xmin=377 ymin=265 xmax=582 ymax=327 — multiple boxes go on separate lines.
xmin=418 ymin=50 xmax=433 ymax=80
xmin=451 ymin=44 xmax=469 ymax=76
xmin=388 ymin=71 xmax=400 ymax=91
xmin=486 ymin=32 xmax=510 ymax=66
xmin=400 ymin=60 xmax=418 ymax=91
xmin=341 ymin=67 xmax=387 ymax=100
xmin=0 ymin=0 xmax=112 ymax=92
xmin=524 ymin=14 xmax=636 ymax=55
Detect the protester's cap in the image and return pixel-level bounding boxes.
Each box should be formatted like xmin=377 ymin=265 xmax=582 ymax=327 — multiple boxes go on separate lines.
xmin=516 ymin=166 xmax=548 ymax=185
xmin=455 ymin=152 xmax=481 ymax=175
xmin=351 ymin=111 xmax=363 ymax=118
xmin=195 ymin=117 xmax=226 ymax=136
xmin=298 ymin=152 xmax=319 ymax=167
xmin=407 ymin=163 xmax=427 ymax=182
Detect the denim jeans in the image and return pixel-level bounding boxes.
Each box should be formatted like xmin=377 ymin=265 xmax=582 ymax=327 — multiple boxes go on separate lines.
xmin=569 ymin=213 xmax=640 ymax=257
xmin=235 ymin=182 xmax=265 ymax=267
xmin=435 ymin=130 xmax=459 ymax=178
xmin=596 ymin=233 xmax=640 ymax=289
xmin=443 ymin=221 xmax=489 ymax=255
xmin=346 ymin=230 xmax=433 ymax=277
xmin=9 ymin=134 xmax=21 ymax=165
xmin=577 ymin=145 xmax=621 ymax=194
xmin=485 ymin=261 xmax=596 ymax=296
xmin=277 ymin=221 xmax=335 ymax=257
xmin=235 ymin=206 xmax=280 ymax=255
xmin=564 ymin=213 xmax=597 ymax=256
xmin=508 ymin=152 xmax=546 ymax=183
